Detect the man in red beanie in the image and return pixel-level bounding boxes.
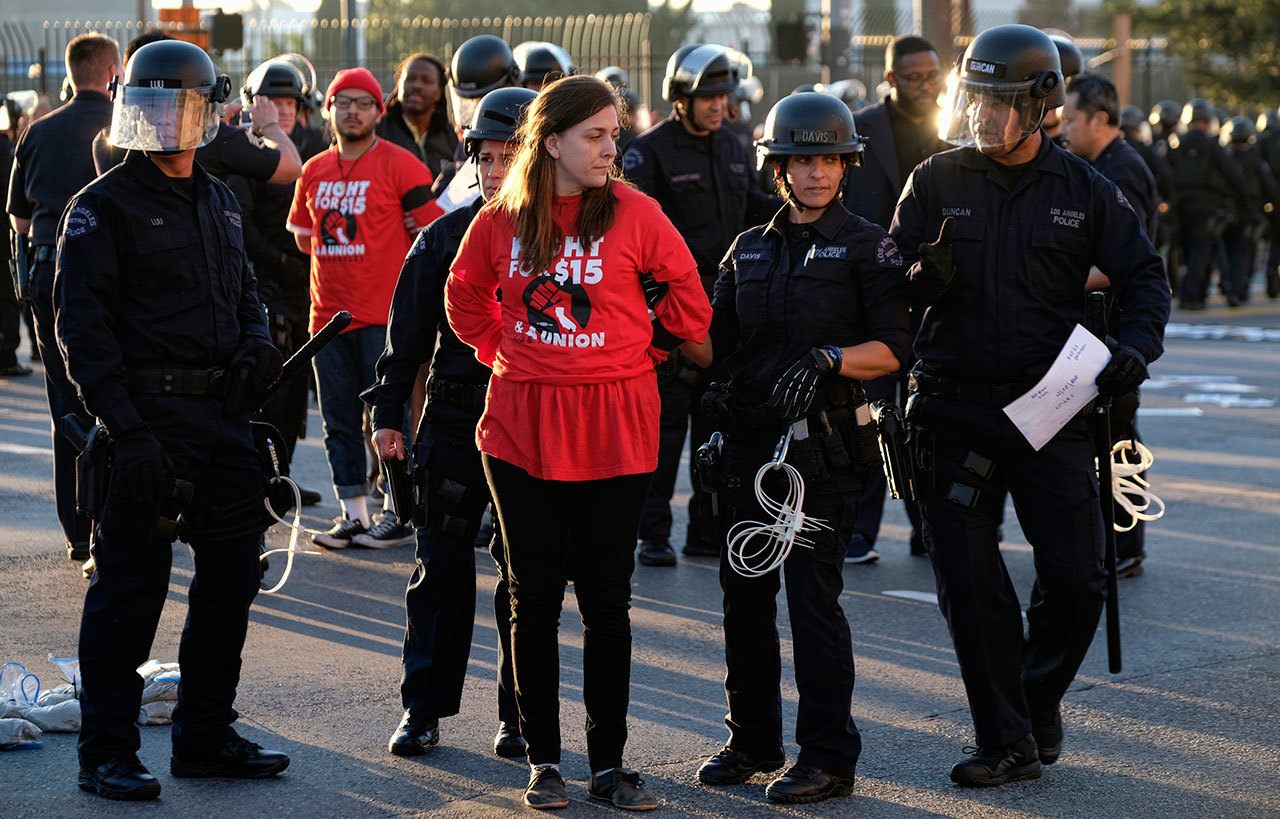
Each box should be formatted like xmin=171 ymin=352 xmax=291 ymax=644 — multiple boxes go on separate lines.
xmin=289 ymin=67 xmax=444 ymax=547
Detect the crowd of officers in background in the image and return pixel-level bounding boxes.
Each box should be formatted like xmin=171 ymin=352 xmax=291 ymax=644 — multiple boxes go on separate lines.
xmin=0 ymin=15 xmax=1233 ymax=809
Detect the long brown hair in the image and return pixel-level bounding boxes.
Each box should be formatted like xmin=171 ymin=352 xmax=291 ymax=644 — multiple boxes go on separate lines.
xmin=490 ymin=75 xmax=623 ymax=277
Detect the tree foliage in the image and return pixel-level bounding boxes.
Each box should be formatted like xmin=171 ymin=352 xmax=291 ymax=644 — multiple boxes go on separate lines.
xmin=1119 ymin=0 xmax=1280 ymax=110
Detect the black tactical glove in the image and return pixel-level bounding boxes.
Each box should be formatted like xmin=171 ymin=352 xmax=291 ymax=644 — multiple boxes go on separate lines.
xmin=1095 ymin=341 xmax=1148 ymax=397
xmin=909 ymin=217 xmax=954 ymax=305
xmin=111 ymin=426 xmax=173 ymax=504
xmin=223 ymin=336 xmax=285 ymax=417
xmin=768 ymin=346 xmax=841 ymax=421
xmin=639 ymin=271 xmax=669 ymax=310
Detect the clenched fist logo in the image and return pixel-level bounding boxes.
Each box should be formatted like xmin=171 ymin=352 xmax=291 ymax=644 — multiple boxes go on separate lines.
xmin=320 ymin=209 xmax=357 ymax=245
xmin=523 ymin=275 xmax=591 ymax=335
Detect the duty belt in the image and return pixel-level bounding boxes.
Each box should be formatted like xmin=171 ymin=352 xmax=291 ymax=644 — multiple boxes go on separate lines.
xmin=32 ymin=245 xmax=54 ymax=263
xmin=127 ymin=367 xmax=228 ymax=398
xmin=426 ymin=375 xmax=487 ymax=412
xmin=908 ymin=364 xmax=1036 ymax=406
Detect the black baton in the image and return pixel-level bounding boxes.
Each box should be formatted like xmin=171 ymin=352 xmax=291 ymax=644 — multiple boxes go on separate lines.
xmin=1087 ymin=291 xmax=1122 ymax=674
xmin=254 ymin=310 xmax=352 ymax=411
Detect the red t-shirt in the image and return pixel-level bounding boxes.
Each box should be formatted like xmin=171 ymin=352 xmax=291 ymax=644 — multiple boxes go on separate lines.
xmin=288 ymin=139 xmax=443 ymax=333
xmin=446 ymin=183 xmax=712 ymax=481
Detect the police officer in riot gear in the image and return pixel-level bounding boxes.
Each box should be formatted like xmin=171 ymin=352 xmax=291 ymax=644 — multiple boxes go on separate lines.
xmin=1168 ymin=98 xmax=1243 ymax=309
xmin=1149 ymin=100 xmax=1182 ymax=145
xmin=893 ymin=25 xmax=1170 ymax=785
xmin=363 ymin=86 xmax=536 ymax=761
xmin=680 ymin=92 xmax=910 ymax=804
xmin=7 ymin=32 xmax=121 ymax=562
xmin=597 ymin=65 xmax=642 ymax=154
xmin=1256 ymin=108 xmax=1280 ymax=298
xmin=514 ymin=42 xmax=575 ymax=91
xmin=1219 ymin=116 xmax=1278 ymax=305
xmin=56 ymin=40 xmax=289 ymax=800
xmin=225 ymin=58 xmax=325 ymax=505
xmin=624 ymin=43 xmax=779 ymax=566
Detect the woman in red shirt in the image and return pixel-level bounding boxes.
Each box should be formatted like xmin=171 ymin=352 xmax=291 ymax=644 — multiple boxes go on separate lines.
xmin=446 ymin=75 xmax=711 ymax=811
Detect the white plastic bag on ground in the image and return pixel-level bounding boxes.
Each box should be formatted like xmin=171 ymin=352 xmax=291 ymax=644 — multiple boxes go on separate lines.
xmin=21 ymin=699 xmax=80 ymax=732
xmin=47 ymin=655 xmax=80 ymax=690
xmin=36 ymin=684 xmax=76 ymax=707
xmin=138 ymin=701 xmax=177 ymax=726
xmin=0 ymin=717 xmax=42 ymax=750
xmin=1 ymin=662 xmax=39 ymax=706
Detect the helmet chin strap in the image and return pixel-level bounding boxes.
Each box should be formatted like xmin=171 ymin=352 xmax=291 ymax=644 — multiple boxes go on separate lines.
xmin=991 ymin=107 xmax=1047 ymax=159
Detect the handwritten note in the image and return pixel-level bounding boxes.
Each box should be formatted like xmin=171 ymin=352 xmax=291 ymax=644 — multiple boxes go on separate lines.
xmin=1003 ymin=324 xmax=1110 ymax=451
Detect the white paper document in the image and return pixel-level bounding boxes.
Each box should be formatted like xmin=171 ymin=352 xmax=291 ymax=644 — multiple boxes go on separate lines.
xmin=1003 ymin=324 xmax=1111 ymax=451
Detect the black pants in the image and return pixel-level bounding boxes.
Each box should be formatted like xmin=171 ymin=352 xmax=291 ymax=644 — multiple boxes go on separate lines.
xmin=30 ymin=258 xmax=92 ymax=547
xmin=912 ymin=395 xmax=1106 ymax=748
xmin=638 ymin=359 xmax=712 ymax=546
xmin=78 ymin=395 xmax=263 ymax=765
xmin=0 ymin=264 xmax=20 ymax=367
xmin=1222 ymin=220 xmax=1260 ymax=304
xmin=401 ymin=421 xmax=515 ymax=725
xmin=718 ymin=435 xmax=862 ymax=778
xmin=483 ymin=455 xmax=649 ymax=772
xmin=853 ymin=373 xmax=925 ymax=551
xmin=1178 ymin=212 xmax=1222 ymax=305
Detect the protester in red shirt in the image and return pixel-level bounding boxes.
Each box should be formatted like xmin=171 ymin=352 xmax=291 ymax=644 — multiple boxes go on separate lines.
xmin=288 ymin=67 xmax=442 ymax=547
xmin=446 ymin=75 xmax=711 ymax=811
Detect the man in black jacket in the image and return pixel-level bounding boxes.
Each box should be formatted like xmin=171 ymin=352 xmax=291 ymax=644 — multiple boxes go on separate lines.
xmin=376 ymin=53 xmax=458 ymax=179
xmin=839 ymin=36 xmax=949 ymax=563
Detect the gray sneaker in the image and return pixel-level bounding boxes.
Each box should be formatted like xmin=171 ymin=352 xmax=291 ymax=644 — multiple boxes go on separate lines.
xmin=588 ymin=768 xmax=658 ymax=811
xmin=352 ymin=512 xmax=414 ymax=549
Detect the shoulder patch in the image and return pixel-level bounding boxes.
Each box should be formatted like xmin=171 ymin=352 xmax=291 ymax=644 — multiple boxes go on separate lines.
xmin=874 ymin=234 xmax=903 ymax=268
xmin=64 ymin=205 xmax=98 ymax=239
xmin=622 ymin=148 xmax=643 ymax=173
xmin=1115 ymin=186 xmax=1133 ymax=212
xmin=224 ymin=209 xmax=242 ymax=230
xmin=407 ymin=230 xmax=429 ymax=259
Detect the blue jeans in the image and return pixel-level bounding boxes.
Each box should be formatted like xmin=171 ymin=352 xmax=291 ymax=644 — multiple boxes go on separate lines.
xmin=313 ymin=325 xmax=386 ymax=499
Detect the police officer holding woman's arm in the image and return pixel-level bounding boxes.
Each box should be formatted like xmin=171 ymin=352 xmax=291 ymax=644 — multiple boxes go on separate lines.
xmin=680 ymin=93 xmax=911 ymax=804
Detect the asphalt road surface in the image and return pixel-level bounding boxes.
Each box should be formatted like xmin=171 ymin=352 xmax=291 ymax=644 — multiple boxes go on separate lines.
xmin=2 ymin=299 xmax=1279 ymax=817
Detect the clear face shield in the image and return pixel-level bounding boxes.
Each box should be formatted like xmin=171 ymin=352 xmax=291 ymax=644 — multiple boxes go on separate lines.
xmin=939 ymin=72 xmax=1047 ymax=152
xmin=108 ymin=85 xmax=221 ymax=152
xmin=448 ymin=88 xmax=483 ymax=132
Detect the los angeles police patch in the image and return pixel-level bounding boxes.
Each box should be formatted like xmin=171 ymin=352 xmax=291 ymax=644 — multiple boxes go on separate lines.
xmin=1115 ymin=186 xmax=1134 ymax=213
xmin=63 ymin=205 xmax=98 ymax=239
xmin=875 ymin=234 xmax=903 ymax=268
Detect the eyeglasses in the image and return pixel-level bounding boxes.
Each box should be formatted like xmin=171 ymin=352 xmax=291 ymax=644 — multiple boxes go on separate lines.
xmin=896 ymin=71 xmax=943 ymax=87
xmin=332 ymin=95 xmax=378 ymax=112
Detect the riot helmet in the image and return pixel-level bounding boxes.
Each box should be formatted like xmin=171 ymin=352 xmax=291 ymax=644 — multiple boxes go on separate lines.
xmin=1258 ymin=109 xmax=1280 ymax=135
xmin=819 ymin=78 xmax=869 ymax=111
xmin=596 ymin=66 xmax=629 ymax=91
xmin=514 ymin=42 xmax=575 ymax=89
xmin=1149 ymin=100 xmax=1181 ymax=132
xmin=449 ymin=35 xmax=519 ymax=131
xmin=1220 ymin=115 xmax=1256 ymax=147
xmin=756 ymin=92 xmax=865 ymax=168
xmin=939 ymin=24 xmax=1064 ymax=152
xmin=1119 ymin=104 xmax=1152 ymax=144
xmin=1181 ymin=98 xmax=1218 ymax=132
xmin=1049 ymin=35 xmax=1084 ymax=79
xmin=108 ymin=39 xmax=230 ymax=152
xmin=662 ymin=44 xmax=741 ymax=102
xmin=463 ymin=86 xmax=537 ymax=156
xmin=276 ymin=53 xmax=320 ymax=110
xmin=243 ymin=59 xmax=307 ymax=103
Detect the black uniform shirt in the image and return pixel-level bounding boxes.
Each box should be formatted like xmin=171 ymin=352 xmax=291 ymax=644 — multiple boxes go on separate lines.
xmin=1093 ymin=135 xmax=1159 ymax=239
xmin=891 ymin=133 xmax=1171 ymax=383
xmin=710 ymin=202 xmax=911 ymax=402
xmin=7 ymin=90 xmax=113 ymax=245
xmin=623 ymin=116 xmax=778 ymax=289
xmin=54 ymin=150 xmax=270 ymax=434
xmin=363 ymin=198 xmax=488 ymax=433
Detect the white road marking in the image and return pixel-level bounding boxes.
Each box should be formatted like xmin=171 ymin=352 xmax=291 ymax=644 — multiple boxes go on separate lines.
xmin=1164 ymin=323 xmax=1280 ymax=343
xmin=1138 ymin=408 xmax=1205 ymax=417
xmin=0 ymin=442 xmax=51 ymax=456
xmin=882 ymin=590 xmax=938 ymax=605
xmin=1182 ymin=393 xmax=1276 ymax=408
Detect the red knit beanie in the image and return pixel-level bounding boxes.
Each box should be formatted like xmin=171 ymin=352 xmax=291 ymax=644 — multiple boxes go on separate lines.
xmin=324 ymin=68 xmax=385 ymax=113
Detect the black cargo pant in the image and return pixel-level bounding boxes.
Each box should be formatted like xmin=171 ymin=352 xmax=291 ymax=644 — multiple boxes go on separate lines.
xmin=1178 ymin=209 xmax=1223 ymax=305
xmin=401 ymin=420 xmax=516 ymax=725
xmin=78 ymin=395 xmax=263 ymax=766
xmin=911 ymin=394 xmax=1106 ymax=749
xmin=718 ymin=433 xmax=863 ymax=778
xmin=30 ymin=256 xmax=93 ymax=548
xmin=483 ymin=455 xmax=649 ymax=772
